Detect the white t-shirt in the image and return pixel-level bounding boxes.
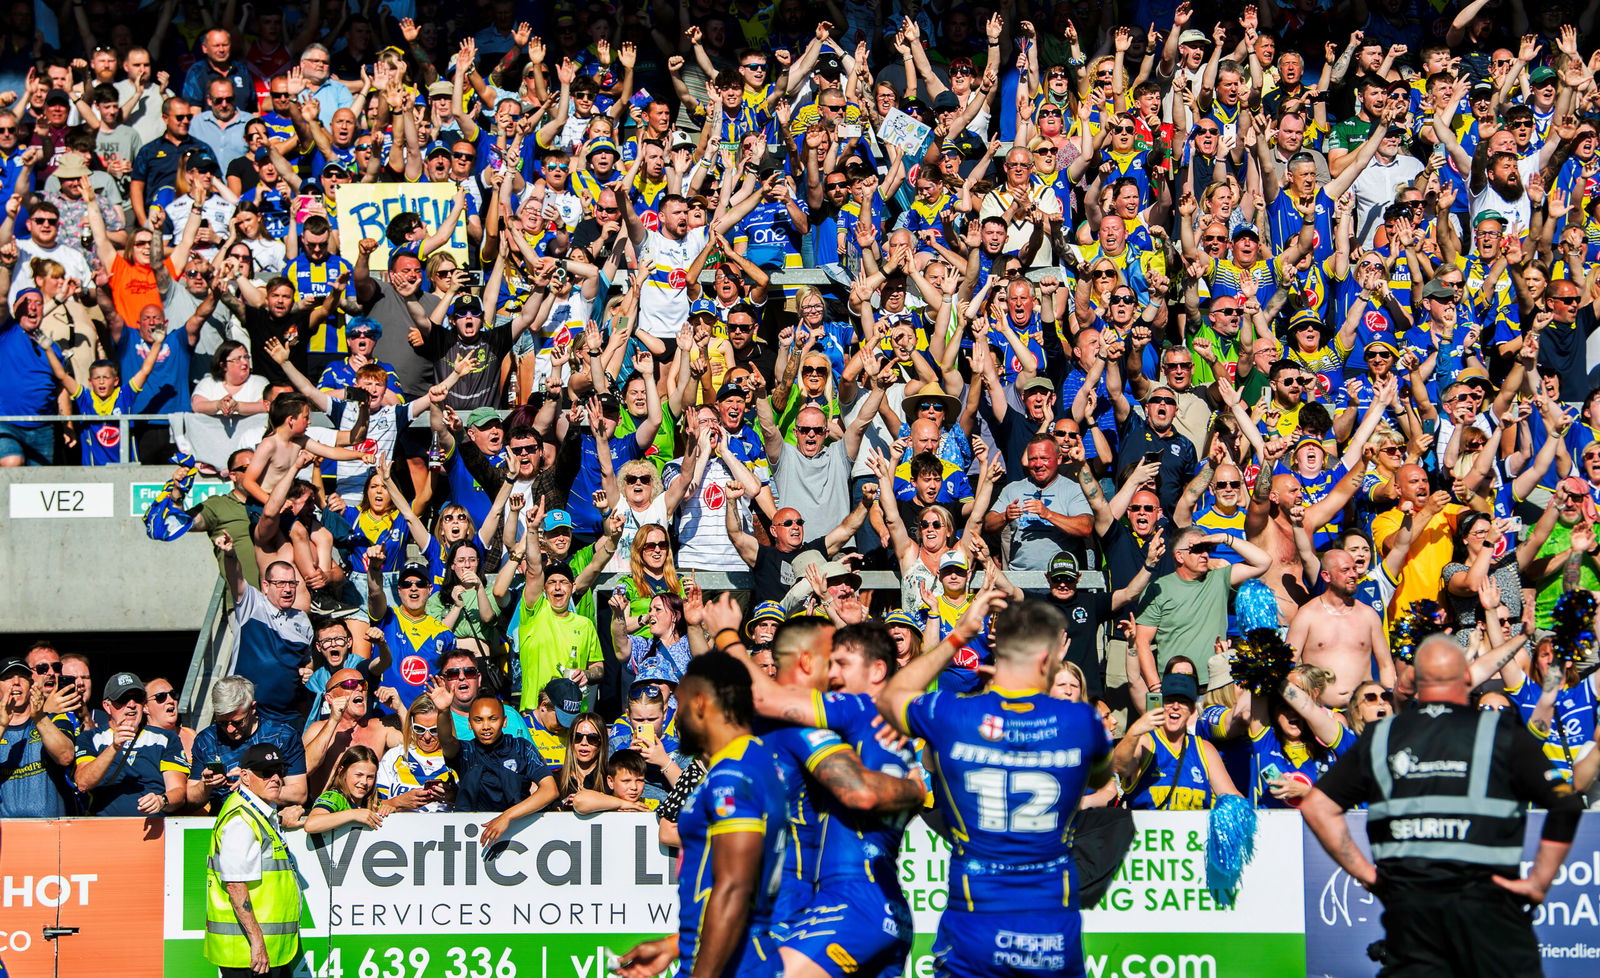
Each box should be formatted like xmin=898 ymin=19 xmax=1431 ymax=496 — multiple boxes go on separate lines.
xmin=637 ymin=226 xmax=710 ymax=338
xmin=329 ymin=402 xmax=408 ymax=503
xmin=9 ymin=239 xmax=91 ymax=301
xmin=606 ymin=496 xmax=670 ymax=572
xmin=666 ymin=455 xmax=746 ymax=571
xmin=1351 ymin=154 xmax=1423 ymax=244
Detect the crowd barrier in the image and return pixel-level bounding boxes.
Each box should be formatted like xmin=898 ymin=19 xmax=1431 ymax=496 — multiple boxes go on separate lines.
xmin=2 ymin=811 xmax=1593 ymax=977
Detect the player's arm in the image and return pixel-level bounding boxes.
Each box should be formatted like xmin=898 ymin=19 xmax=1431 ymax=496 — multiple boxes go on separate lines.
xmin=694 ymin=830 xmax=765 ymax=977
xmin=812 ymin=746 xmax=925 ymax=813
xmin=877 ymin=585 xmax=1007 ymax=734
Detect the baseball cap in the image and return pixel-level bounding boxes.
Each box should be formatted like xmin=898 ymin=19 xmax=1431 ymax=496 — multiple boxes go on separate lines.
xmin=238 ymin=743 xmax=288 ymax=776
xmin=932 ymin=91 xmax=960 ymax=112
xmin=716 ymin=381 xmax=748 ymax=401
xmin=1178 ymin=28 xmax=1210 ymax=46
xmin=1475 ymin=210 xmax=1507 ymax=227
xmin=427 ymin=80 xmax=454 ymax=98
xmin=1047 ymin=551 xmax=1081 ymax=582
xmin=672 ymin=134 xmax=698 ymax=153
xmin=44 ymin=89 xmax=70 ymax=106
xmin=253 ymin=145 xmax=273 ymax=163
xmin=543 ymin=561 xmax=576 ymax=582
xmin=585 ymin=139 xmax=620 ymax=160
xmin=815 ymin=53 xmax=843 ymax=79
xmin=1289 ymin=310 xmax=1323 ymax=331
xmin=424 ymin=140 xmax=452 ymax=159
xmin=1021 ymin=376 xmax=1055 ymax=393
xmin=542 ymin=510 xmax=574 ymax=533
xmin=1470 ymin=82 xmax=1496 ymax=99
xmin=1363 ymin=339 xmax=1399 ymax=358
xmin=1456 ymin=365 xmax=1491 ymax=388
xmin=103 ymin=672 xmax=144 ymax=702
xmin=397 ymin=562 xmax=430 ymax=585
xmin=465 ymin=407 xmax=503 ymax=429
xmin=542 ymin=677 xmax=584 ymax=726
xmin=185 ymin=151 xmax=220 ymax=174
xmin=321 ymin=160 xmax=350 ymax=177
xmin=1293 ymin=434 xmax=1327 ymax=452
xmin=689 ymin=298 xmax=718 ymax=320
xmin=938 ymin=549 xmax=969 ymax=573
xmin=0 ymin=658 xmax=30 ymax=679
xmin=1231 ymin=224 xmax=1260 ymax=240
xmin=1421 ymin=278 xmax=1455 ymax=301
xmin=1530 ymin=66 xmax=1558 ymax=86
xmin=449 ymin=293 xmax=484 ymax=318
xmin=1161 ymin=672 xmax=1200 ymax=703
xmin=345 ymin=316 xmax=383 ymax=339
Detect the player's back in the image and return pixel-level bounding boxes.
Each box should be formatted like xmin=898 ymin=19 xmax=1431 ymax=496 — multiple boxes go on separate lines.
xmin=812 ymin=691 xmax=921 ymax=888
xmin=755 ymin=718 xmax=850 ymax=924
xmin=904 ymin=687 xmax=1111 ymax=912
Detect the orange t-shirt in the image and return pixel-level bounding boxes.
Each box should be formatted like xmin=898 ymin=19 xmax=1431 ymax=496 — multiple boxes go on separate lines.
xmin=109 ymin=255 xmax=175 ymax=329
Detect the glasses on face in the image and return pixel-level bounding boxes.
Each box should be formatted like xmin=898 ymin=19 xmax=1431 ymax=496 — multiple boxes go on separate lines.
xmin=411 ymin=723 xmax=438 ymax=736
xmin=641 ymin=540 xmax=668 ymax=551
xmin=1053 ymin=428 xmax=1080 ymax=438
xmin=1163 ymin=361 xmax=1193 ymax=371
xmin=331 ymin=678 xmax=365 ymax=691
xmin=264 ymin=579 xmax=297 ymax=589
xmin=1212 ymin=307 xmax=1240 ymax=316
xmin=1091 ymin=269 xmax=1117 ymax=278
xmin=623 ymin=474 xmax=653 ymax=486
xmin=727 ymin=321 xmax=754 ymax=332
xmin=1201 ymin=234 xmax=1228 ymax=243
xmin=270 ymin=90 xmax=289 ymax=99
xmin=441 ymin=667 xmax=479 ymax=679
xmin=149 ymin=690 xmax=175 ymax=704
xmin=30 ymin=217 xmax=57 ymax=226
xmin=209 ymin=95 xmax=231 ymax=104
xmin=801 ymin=366 xmax=827 ymax=376
xmin=1361 ymin=690 xmax=1395 ymax=704
xmin=1366 ymin=350 xmax=1395 ymax=361
xmin=1280 ymin=378 xmax=1305 ymax=388
xmin=917 ymin=519 xmax=944 ymax=529
xmin=1196 ymin=127 xmax=1219 ymax=136
xmin=774 ymin=518 xmax=805 ymax=528
xmin=741 ymin=62 xmax=767 ymax=72
xmin=1109 ymin=295 xmax=1136 ymax=306
xmin=573 ymin=731 xmax=603 ymax=745
xmin=1128 ymin=504 xmax=1159 ymax=513
xmin=315 ymin=636 xmax=350 ymax=648
xmin=1110 ymin=125 xmax=1134 ymax=135
xmin=508 ymin=444 xmax=538 ymax=456
xmin=821 ymin=103 xmax=844 ymax=112
xmin=452 ymin=151 xmax=477 ymax=161
xmin=1549 ymin=294 xmax=1579 ymax=304
xmin=113 ymin=694 xmax=147 ymax=708
xmin=32 ymin=662 xmax=61 ymax=674
xmin=1148 ymin=395 xmax=1178 ymax=406
xmin=1213 ymin=480 xmax=1242 ymax=489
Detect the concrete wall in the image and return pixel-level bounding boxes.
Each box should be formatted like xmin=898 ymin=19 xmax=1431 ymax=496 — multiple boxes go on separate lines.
xmin=0 ymin=466 xmax=219 ymax=632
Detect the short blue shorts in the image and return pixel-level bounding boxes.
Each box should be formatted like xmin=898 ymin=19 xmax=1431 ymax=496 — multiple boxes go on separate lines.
xmin=780 ymin=880 xmax=912 ymax=978
xmin=930 ymin=907 xmax=1087 ymax=978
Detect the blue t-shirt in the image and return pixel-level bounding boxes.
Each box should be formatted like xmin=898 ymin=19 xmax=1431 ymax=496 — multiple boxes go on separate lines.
xmin=72 ymin=724 xmax=185 ymax=816
xmin=190 ymin=717 xmax=309 ymax=808
xmin=0 ymin=716 xmax=74 ymax=817
xmin=0 ymin=320 xmax=62 ymax=425
xmin=116 ymin=327 xmax=193 ymax=415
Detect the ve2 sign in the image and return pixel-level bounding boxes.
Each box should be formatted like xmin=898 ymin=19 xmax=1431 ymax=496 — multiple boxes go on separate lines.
xmin=8 ymin=483 xmax=115 ymax=519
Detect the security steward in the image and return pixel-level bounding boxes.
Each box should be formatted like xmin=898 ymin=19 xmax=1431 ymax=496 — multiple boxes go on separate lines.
xmin=1302 ymin=635 xmax=1585 ymax=977
xmin=205 ymin=743 xmax=303 ymax=977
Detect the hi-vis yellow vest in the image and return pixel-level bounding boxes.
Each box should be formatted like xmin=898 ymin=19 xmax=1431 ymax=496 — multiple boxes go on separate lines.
xmin=204 ymin=790 xmax=302 ymax=967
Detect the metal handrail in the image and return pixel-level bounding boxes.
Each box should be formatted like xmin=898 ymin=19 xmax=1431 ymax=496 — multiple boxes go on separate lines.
xmin=178 ymin=578 xmax=231 ymax=729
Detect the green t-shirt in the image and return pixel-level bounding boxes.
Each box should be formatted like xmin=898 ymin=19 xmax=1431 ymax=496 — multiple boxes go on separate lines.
xmin=1535 ymin=522 xmax=1600 ymax=628
xmin=616 ymin=406 xmax=678 ymax=474
xmin=311 ymin=789 xmax=352 ymax=814
xmin=516 ymin=593 xmax=603 ymax=709
xmin=1186 ymin=323 xmax=1240 ymax=386
xmin=1135 ymin=567 xmax=1234 ymax=685
xmin=1327 ymin=118 xmax=1376 ymax=154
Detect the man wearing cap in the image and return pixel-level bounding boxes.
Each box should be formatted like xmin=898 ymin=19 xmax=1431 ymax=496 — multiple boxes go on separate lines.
xmin=1403 ymin=277 xmax=1486 ymax=396
xmin=73 ymin=673 xmax=186 ymax=816
xmin=0 ymin=657 xmax=79 ymax=817
xmin=1045 ymin=542 xmax=1158 ymax=700
xmin=517 ymin=553 xmax=604 ymax=708
xmin=367 ymin=560 xmax=457 ymax=709
xmin=316 ymin=318 xmax=404 ymax=401
xmin=191 ymin=78 xmax=254 ymax=170
xmin=986 ymin=374 xmax=1061 ymax=471
xmin=189 ymin=675 xmax=308 ymax=812
xmin=204 ymin=742 xmax=301 ymax=978
xmin=522 ymin=677 xmax=582 ymax=768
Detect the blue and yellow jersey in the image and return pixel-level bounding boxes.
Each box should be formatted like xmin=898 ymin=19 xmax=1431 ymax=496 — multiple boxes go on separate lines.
xmin=901 ymin=687 xmax=1111 ymax=913
xmin=523 ymin=710 xmax=568 ymax=768
xmin=690 ymin=97 xmax=773 ymax=146
xmin=892 ymin=457 xmax=973 ymax=507
xmin=1266 ymin=187 xmax=1335 ymax=263
xmin=73 ymin=383 xmax=139 ymax=466
xmin=1196 ymin=703 xmax=1252 ymax=796
xmin=1505 ymin=674 xmax=1599 ymax=781
xmin=1191 ymin=503 xmax=1245 ymax=563
xmin=1101 ymin=147 xmax=1153 ymax=207
xmin=1278 ymin=460 xmax=1350 ymax=546
xmin=788 ymin=100 xmax=866 ymax=142
xmin=810 ymin=691 xmax=921 ymax=887
xmin=932 ymin=592 xmax=992 ymax=693
xmin=1249 ymin=722 xmax=1348 ymax=809
xmin=1455 ymin=254 xmax=1521 ymax=346
xmin=677 ymin=733 xmax=786 ymax=976
xmin=286 ymin=253 xmax=356 ymax=354
xmin=731 ymin=199 xmax=803 ymax=273
xmin=905 ymin=191 xmax=956 ymax=252
xmin=375 ymin=608 xmax=456 ymax=708
xmin=1123 ymin=729 xmax=1215 ymax=811
xmin=757 ymin=720 xmax=849 ymax=907
xmin=627 ymin=172 xmax=670 ymax=224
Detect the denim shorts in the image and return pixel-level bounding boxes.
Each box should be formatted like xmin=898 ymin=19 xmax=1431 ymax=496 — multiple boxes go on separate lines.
xmin=0 ymin=421 xmax=55 ymax=465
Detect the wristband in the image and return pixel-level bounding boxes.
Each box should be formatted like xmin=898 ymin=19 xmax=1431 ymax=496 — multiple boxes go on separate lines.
xmin=713 ymin=628 xmax=744 ymax=651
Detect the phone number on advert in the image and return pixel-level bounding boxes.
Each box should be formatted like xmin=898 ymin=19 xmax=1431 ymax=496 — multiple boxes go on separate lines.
xmin=301 ymin=946 xmax=517 ymax=978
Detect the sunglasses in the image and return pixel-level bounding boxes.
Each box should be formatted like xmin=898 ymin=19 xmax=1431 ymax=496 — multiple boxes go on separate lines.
xmin=1091 ymin=269 xmax=1118 ymax=278
xmin=1128 ymin=504 xmax=1159 ymax=513
xmin=508 ymin=444 xmax=538 ymax=455
xmin=624 ymin=474 xmax=653 ymax=486
xmin=573 ymin=731 xmax=603 ymax=745
xmin=452 ymin=151 xmax=477 ymax=161
xmin=441 ymin=667 xmax=479 ymax=679
xmin=1109 ymin=295 xmax=1136 ymax=306
xmin=331 ymin=678 xmax=365 ymax=690
xmin=641 ymin=540 xmax=668 ymax=551
xmin=1148 ymin=395 xmax=1177 ymax=406
xmin=1202 ymin=234 xmax=1228 ymax=243
xmin=917 ymin=519 xmax=944 ymax=529
xmin=795 ymin=425 xmax=825 ymax=436
xmin=633 ymin=685 xmax=665 ymax=700
xmin=1052 ymin=428 xmax=1080 ymax=438
xmin=398 ymin=579 xmax=429 ymax=590
xmin=1361 ymin=690 xmax=1395 ymax=704
xmin=1213 ymin=480 xmax=1242 ymax=489
xmin=775 ymin=518 xmax=805 ymax=528
xmin=1211 ymin=307 xmax=1241 ymax=316
xmin=30 ymin=217 xmax=57 ymax=226
xmin=1163 ymin=361 xmax=1193 ymax=370
xmin=412 ymin=723 xmax=438 ymax=735
xmin=32 ymin=662 xmax=62 ymax=674
xmin=801 ymin=366 xmax=827 ymax=376
xmin=1280 ymin=378 xmax=1305 ymax=388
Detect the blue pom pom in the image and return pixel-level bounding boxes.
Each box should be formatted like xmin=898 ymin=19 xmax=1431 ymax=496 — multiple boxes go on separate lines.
xmin=1235 ymin=580 xmax=1279 ymax=633
xmin=1206 ymin=795 xmax=1258 ymax=909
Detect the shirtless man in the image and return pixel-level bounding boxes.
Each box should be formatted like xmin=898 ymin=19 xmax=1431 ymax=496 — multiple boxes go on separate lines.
xmin=1246 ymin=457 xmax=1366 ymax=623
xmin=240 ymin=392 xmax=374 ymax=504
xmin=1287 ymin=549 xmax=1394 ymax=705
xmin=302 ymin=667 xmax=403 ymax=788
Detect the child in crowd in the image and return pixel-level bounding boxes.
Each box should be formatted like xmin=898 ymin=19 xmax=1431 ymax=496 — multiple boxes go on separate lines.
xmin=38 ymin=333 xmax=163 ymax=465
xmin=288 ymin=745 xmax=387 ymax=833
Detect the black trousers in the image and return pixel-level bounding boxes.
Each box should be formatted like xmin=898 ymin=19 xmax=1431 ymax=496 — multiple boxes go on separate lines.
xmin=1378 ymin=882 xmax=1541 ymax=978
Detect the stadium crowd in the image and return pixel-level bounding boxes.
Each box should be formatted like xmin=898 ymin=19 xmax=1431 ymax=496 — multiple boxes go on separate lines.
xmin=3 ymin=0 xmax=1600 ymax=860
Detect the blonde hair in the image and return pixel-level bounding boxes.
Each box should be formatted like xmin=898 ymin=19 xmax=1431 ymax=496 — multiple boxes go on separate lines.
xmin=629 ymin=522 xmax=681 ymax=597
xmin=617 ymin=459 xmax=661 ymax=498
xmin=29 ymin=257 xmax=64 ymax=281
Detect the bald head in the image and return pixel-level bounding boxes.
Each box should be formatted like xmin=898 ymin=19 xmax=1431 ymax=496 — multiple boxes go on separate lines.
xmin=1414 ymin=635 xmax=1469 ymax=703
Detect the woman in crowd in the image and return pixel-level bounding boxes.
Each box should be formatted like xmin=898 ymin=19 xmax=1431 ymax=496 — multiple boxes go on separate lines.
xmin=377 ymin=693 xmax=456 ymax=812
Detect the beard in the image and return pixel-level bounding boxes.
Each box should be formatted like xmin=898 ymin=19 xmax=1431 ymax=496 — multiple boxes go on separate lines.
xmin=1490 ymin=174 xmax=1524 ymax=202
